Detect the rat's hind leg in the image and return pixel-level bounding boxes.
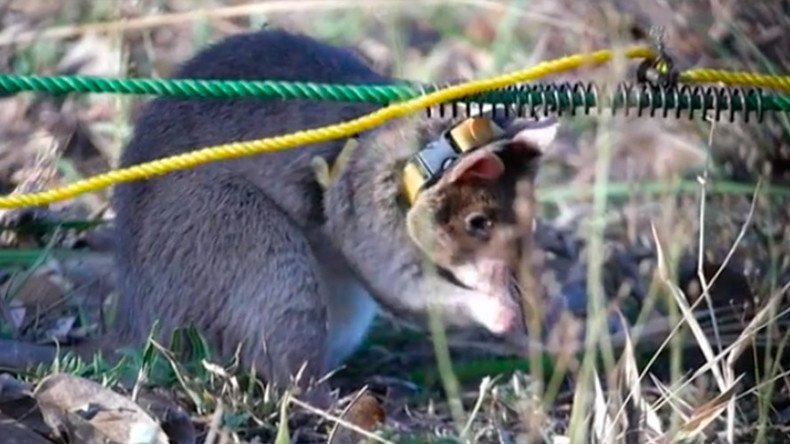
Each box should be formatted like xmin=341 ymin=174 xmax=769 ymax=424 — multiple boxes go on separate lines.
xmin=114 ymin=168 xmax=330 ymax=390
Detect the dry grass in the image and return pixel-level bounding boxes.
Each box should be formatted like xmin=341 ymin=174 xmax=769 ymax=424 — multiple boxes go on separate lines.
xmin=0 ymin=0 xmax=788 ymax=442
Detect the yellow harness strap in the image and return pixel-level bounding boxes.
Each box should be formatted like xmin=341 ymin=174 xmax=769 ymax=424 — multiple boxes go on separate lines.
xmin=401 ymin=116 xmax=504 ymax=204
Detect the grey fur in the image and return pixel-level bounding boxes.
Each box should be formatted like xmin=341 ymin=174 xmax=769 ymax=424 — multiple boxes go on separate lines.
xmin=113 ymin=29 xmax=547 ymax=391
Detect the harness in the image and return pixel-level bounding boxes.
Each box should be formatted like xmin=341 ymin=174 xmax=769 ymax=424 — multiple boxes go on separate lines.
xmin=401 ymin=115 xmax=507 ymax=204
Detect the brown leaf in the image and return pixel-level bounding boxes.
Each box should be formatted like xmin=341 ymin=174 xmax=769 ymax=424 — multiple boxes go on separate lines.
xmin=2 ymin=260 xmax=71 ymax=313
xmin=327 ymin=387 xmax=386 ymax=444
xmin=6 ymin=0 xmax=65 ymax=18
xmin=135 ymin=389 xmax=196 ymax=444
xmin=0 ymin=373 xmax=32 ymax=403
xmin=0 ymin=412 xmax=51 ymax=444
xmin=33 ymin=373 xmax=169 ymax=444
xmin=675 ymin=377 xmax=742 ymax=440
xmin=0 ymin=374 xmax=52 ymax=437
xmin=57 ymin=33 xmax=121 ymax=77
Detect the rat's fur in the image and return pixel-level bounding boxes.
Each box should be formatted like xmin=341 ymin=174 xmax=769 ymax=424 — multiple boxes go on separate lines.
xmin=1 ymin=30 xmax=557 ymax=392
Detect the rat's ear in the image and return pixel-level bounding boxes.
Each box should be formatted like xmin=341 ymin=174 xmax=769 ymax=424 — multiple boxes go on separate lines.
xmin=448 ymin=149 xmax=505 ymax=183
xmin=509 ymin=118 xmax=559 ymax=154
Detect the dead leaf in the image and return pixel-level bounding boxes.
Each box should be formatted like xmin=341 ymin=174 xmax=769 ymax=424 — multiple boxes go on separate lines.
xmin=1 ymin=260 xmax=73 ymax=334
xmin=7 ymin=302 xmax=26 ymax=330
xmin=3 ymin=260 xmax=71 ymax=309
xmin=327 ymin=387 xmax=385 ymax=444
xmin=135 ymin=389 xmax=196 ymax=444
xmin=43 ymin=315 xmax=75 ymax=341
xmin=674 ymin=376 xmax=742 ymax=441
xmin=57 ymin=33 xmax=121 ymax=77
xmin=0 ymin=374 xmax=52 ymax=437
xmin=0 ymin=373 xmax=32 ymax=402
xmin=6 ymin=0 xmax=64 ymax=19
xmin=34 ymin=373 xmax=169 ymax=444
xmin=0 ymin=412 xmax=51 ymax=444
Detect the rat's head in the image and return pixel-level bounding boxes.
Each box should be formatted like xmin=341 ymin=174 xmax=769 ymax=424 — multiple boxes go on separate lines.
xmin=404 ymin=115 xmax=558 ymax=335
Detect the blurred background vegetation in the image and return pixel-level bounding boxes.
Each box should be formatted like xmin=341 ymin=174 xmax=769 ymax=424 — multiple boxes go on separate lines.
xmin=0 ymin=1 xmax=788 ymax=442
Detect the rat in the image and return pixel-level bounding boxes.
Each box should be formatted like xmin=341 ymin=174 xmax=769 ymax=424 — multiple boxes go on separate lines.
xmin=0 ymin=29 xmax=558 ymax=395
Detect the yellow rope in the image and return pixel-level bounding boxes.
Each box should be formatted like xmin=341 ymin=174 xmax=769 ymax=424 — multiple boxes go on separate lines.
xmin=1 ymin=45 xmax=786 ymax=211
xmin=680 ymin=68 xmax=790 ymax=93
xmin=0 ymin=47 xmax=656 ymax=210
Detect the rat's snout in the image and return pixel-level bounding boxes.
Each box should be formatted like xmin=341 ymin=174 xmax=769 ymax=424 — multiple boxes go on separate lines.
xmin=467 ymin=293 xmax=520 ymax=335
xmin=458 ymin=257 xmax=526 ymax=336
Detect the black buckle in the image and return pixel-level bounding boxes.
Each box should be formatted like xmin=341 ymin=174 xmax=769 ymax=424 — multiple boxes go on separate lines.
xmin=411 ymin=133 xmax=461 ymax=190
xmin=636 ymin=26 xmax=679 ymax=88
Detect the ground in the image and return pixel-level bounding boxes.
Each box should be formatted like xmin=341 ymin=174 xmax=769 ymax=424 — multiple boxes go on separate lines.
xmin=0 ymin=1 xmax=788 ymax=443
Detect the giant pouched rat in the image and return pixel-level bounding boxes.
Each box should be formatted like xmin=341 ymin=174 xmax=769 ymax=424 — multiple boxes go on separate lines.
xmin=2 ymin=29 xmax=559 ymax=393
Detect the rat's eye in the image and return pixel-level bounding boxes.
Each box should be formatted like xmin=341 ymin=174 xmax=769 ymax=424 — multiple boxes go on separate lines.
xmin=464 ymin=212 xmax=493 ymax=239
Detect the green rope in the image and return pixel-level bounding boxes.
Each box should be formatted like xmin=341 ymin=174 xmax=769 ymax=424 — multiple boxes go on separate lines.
xmin=0 ymin=73 xmax=420 ymax=103
xmin=1 ymin=73 xmax=789 ymax=117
